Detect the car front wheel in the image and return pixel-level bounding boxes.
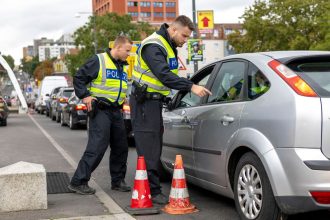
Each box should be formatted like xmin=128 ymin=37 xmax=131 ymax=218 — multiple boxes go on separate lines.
xmin=234 ymin=152 xmax=287 ymax=220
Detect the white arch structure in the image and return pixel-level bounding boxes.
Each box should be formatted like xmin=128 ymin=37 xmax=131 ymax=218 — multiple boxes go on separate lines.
xmin=0 ymin=55 xmax=28 ymax=112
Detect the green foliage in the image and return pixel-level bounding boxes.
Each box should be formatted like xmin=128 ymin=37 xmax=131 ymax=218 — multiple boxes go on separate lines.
xmin=65 ymin=13 xmax=155 ymax=76
xmin=20 ymin=56 xmax=40 ymax=77
xmin=2 ymin=55 xmax=15 ymax=70
xmin=228 ymin=0 xmax=330 ymax=53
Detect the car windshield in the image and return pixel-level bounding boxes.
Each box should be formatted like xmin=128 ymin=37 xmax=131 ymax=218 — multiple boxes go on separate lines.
xmin=287 ymin=59 xmax=330 ymax=97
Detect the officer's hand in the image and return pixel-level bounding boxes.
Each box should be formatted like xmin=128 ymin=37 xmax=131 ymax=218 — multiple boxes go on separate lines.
xmin=191 ymin=84 xmax=212 ymax=97
xmin=83 ymin=96 xmax=96 ymax=112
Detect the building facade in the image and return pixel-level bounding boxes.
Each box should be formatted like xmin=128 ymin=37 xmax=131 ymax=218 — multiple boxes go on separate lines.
xmin=38 ymin=44 xmax=76 ymax=62
xmin=23 ymin=46 xmax=35 ymax=61
xmin=92 ymin=0 xmax=179 ymax=24
xmin=33 ymin=38 xmax=54 ymax=57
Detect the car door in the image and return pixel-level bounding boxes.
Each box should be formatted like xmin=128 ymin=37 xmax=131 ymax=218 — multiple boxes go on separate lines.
xmin=162 ymin=64 xmax=216 ymax=176
xmin=192 ymin=60 xmax=247 ymax=186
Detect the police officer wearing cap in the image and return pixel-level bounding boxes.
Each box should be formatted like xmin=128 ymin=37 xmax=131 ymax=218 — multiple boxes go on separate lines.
xmin=68 ymin=35 xmax=132 ymax=195
xmin=130 ymin=15 xmax=212 ymax=204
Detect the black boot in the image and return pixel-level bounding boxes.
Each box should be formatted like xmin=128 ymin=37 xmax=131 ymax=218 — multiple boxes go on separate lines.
xmin=111 ymin=180 xmax=131 ymax=192
xmin=68 ymin=184 xmax=96 ymax=195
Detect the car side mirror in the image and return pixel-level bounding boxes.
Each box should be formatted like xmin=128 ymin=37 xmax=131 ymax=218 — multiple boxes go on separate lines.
xmin=46 ymin=94 xmax=50 ymax=97
xmin=164 ymin=97 xmax=174 ymax=111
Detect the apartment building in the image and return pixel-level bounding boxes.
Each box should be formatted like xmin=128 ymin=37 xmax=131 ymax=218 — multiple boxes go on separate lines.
xmin=92 ymin=0 xmax=179 ymax=24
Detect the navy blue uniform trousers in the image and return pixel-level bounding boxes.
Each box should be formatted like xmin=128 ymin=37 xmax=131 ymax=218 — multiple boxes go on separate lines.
xmin=130 ymin=94 xmax=163 ymax=196
xmin=71 ymin=107 xmax=128 ymax=186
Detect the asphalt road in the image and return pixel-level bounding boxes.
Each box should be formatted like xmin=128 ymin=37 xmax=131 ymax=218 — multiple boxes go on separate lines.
xmin=1 ymin=113 xmax=330 ymax=220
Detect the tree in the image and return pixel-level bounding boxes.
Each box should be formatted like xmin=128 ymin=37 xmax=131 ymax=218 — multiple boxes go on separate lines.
xmin=228 ymin=0 xmax=330 ymax=53
xmin=2 ymin=55 xmax=15 ymax=70
xmin=65 ymin=13 xmax=155 ymax=76
xmin=20 ymin=56 xmax=40 ymax=77
xmin=33 ymin=60 xmax=54 ymax=81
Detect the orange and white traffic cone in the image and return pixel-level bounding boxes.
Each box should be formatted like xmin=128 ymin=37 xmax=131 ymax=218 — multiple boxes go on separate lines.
xmin=126 ymin=156 xmax=159 ymax=215
xmin=162 ymin=155 xmax=198 ymax=214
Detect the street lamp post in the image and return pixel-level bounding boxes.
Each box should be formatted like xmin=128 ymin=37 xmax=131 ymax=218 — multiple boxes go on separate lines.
xmin=192 ymin=0 xmax=198 ymax=73
xmin=75 ymin=12 xmax=97 ymax=54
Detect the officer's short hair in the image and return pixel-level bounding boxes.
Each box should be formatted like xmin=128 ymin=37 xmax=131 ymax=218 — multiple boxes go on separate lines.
xmin=173 ymin=15 xmax=195 ymax=31
xmin=113 ymin=35 xmax=133 ymax=47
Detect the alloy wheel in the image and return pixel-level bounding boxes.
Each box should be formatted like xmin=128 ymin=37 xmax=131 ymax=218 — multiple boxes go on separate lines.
xmin=237 ymin=164 xmax=263 ymax=219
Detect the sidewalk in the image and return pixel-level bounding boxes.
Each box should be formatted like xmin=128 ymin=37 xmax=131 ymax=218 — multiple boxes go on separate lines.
xmin=0 ymin=113 xmax=134 ymax=220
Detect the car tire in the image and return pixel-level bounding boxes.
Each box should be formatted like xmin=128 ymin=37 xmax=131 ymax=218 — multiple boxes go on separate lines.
xmin=69 ymin=114 xmax=77 ymax=130
xmin=234 ymin=152 xmax=287 ymax=220
xmin=56 ymin=111 xmax=60 ymax=123
xmin=51 ymin=111 xmax=56 ymax=121
xmin=60 ymin=113 xmax=65 ymax=126
xmin=158 ymin=161 xmax=171 ymax=182
xmin=1 ymin=119 xmax=7 ymax=126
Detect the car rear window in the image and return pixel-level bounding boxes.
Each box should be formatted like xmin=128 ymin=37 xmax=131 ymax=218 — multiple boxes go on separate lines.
xmin=63 ymin=90 xmax=74 ymax=97
xmin=287 ymin=57 xmax=330 ymax=97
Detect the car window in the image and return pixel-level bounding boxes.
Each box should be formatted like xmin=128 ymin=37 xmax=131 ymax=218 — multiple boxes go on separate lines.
xmin=207 ymin=61 xmax=245 ymax=103
xmin=175 ymin=65 xmax=214 ymax=109
xmin=248 ymin=64 xmax=270 ymax=100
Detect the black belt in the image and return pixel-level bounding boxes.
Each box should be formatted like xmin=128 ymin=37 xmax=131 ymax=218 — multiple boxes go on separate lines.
xmin=145 ymin=92 xmax=165 ymax=101
xmin=96 ymin=99 xmax=121 ymax=109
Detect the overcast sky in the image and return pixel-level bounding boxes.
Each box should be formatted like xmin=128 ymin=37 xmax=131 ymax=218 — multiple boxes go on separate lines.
xmin=0 ymin=0 xmax=255 ymax=65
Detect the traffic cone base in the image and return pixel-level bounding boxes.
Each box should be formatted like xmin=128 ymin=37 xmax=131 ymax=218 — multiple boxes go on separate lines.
xmin=127 ymin=156 xmax=160 ymax=215
xmin=162 ymin=155 xmax=198 ymax=215
xmin=126 ymin=206 xmax=160 ymax=215
xmin=162 ymin=203 xmax=198 ymax=215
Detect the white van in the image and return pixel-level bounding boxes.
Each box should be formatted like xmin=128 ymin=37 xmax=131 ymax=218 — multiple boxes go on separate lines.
xmin=35 ymin=76 xmax=68 ymax=114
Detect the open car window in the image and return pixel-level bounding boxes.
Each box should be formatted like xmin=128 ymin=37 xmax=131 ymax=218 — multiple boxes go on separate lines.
xmin=174 ymin=64 xmax=215 ymax=109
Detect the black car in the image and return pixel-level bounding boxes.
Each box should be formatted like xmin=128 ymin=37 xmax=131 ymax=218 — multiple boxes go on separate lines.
xmin=0 ymin=96 xmax=9 ymax=126
xmin=50 ymin=87 xmax=74 ymax=122
xmin=61 ymin=92 xmax=87 ymax=129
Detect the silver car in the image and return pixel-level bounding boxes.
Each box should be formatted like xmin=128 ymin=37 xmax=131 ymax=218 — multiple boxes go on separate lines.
xmin=161 ymin=51 xmax=330 ymax=219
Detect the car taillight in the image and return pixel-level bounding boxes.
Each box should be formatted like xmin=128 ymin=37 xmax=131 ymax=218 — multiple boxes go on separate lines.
xmin=75 ymin=104 xmax=87 ymax=111
xmin=310 ymin=191 xmax=330 ymax=204
xmin=123 ymin=103 xmax=130 ymax=113
xmin=268 ymin=60 xmax=317 ymax=97
xmin=59 ymin=98 xmax=68 ymax=103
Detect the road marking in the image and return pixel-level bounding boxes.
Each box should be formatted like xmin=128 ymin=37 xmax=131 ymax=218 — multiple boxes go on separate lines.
xmin=41 ymin=214 xmax=133 ymax=220
xmin=29 ymin=114 xmax=134 ymax=220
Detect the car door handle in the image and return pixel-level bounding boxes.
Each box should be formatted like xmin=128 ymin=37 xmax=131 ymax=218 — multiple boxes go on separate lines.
xmin=181 ymin=116 xmax=190 ymax=123
xmin=221 ymin=115 xmax=234 ymax=125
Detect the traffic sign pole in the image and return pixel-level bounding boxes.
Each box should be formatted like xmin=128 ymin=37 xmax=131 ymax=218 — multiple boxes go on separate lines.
xmin=192 ymin=0 xmax=198 ymax=73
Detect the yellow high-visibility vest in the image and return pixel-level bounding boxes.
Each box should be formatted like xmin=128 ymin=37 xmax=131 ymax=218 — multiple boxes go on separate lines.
xmin=88 ymin=52 xmax=128 ymax=105
xmin=132 ymin=32 xmax=179 ymax=96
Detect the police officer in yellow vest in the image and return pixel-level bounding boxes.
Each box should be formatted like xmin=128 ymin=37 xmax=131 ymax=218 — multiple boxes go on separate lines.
xmin=130 ymin=15 xmax=212 ymax=204
xmin=68 ymin=36 xmax=132 ymax=195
